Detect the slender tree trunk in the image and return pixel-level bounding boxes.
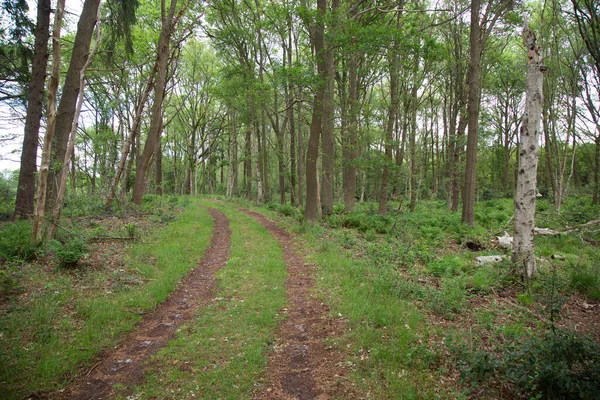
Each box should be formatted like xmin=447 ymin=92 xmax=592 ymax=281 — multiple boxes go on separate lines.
xmin=409 ymin=54 xmax=420 ymax=212
xmin=320 ymin=0 xmax=338 ymax=216
xmin=14 ymin=0 xmax=51 ymax=219
xmin=32 ymin=0 xmax=65 ymax=242
xmin=46 ymin=0 xmax=102 ymax=212
xmin=304 ymin=0 xmax=327 ymax=222
xmin=255 ymin=119 xmax=264 ymax=204
xmin=379 ymin=49 xmax=399 ymax=215
xmin=462 ymin=0 xmax=482 ymax=225
xmin=106 ymin=68 xmax=155 ymax=206
xmin=297 ymin=89 xmax=305 ymax=206
xmin=48 ymin=13 xmax=101 ymax=239
xmin=512 ymin=26 xmax=544 ymax=279
xmin=226 ymin=111 xmax=237 ymax=197
xmin=343 ymin=54 xmax=359 ymax=212
xmin=288 ymin=17 xmax=297 ymax=206
xmin=132 ymin=0 xmax=180 ymax=204
xmin=594 ymin=133 xmax=600 ymax=205
xmin=155 ymin=136 xmax=163 ymax=195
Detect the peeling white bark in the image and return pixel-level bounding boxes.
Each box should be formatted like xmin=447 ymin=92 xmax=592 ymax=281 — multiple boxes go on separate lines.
xmin=512 ymin=26 xmax=545 ymax=278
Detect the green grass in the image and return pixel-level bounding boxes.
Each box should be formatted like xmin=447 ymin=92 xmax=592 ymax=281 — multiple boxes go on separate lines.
xmin=0 ymin=200 xmax=213 ymax=399
xmin=129 ymin=201 xmax=287 ymax=399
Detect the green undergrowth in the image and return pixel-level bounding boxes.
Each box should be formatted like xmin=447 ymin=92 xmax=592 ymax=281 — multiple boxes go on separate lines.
xmin=0 ymin=200 xmax=212 ymax=399
xmin=130 ymin=201 xmax=287 ymax=399
xmin=243 ymin=195 xmax=600 ymax=399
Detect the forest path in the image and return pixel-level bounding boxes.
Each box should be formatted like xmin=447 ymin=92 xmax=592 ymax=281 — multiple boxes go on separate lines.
xmin=55 ymin=208 xmax=231 ymax=400
xmin=241 ymin=209 xmax=355 ymax=400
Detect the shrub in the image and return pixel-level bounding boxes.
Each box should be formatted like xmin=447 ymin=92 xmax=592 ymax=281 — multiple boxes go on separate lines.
xmin=427 ymin=256 xmax=464 ymax=277
xmin=279 ymin=204 xmax=295 ymax=217
xmin=0 ymin=220 xmax=37 ymax=261
xmin=51 ymin=237 xmax=88 ymax=268
xmin=469 ymin=331 xmax=600 ymax=399
xmin=124 ymin=223 xmax=138 ymax=239
xmin=570 ymin=265 xmax=600 ymax=300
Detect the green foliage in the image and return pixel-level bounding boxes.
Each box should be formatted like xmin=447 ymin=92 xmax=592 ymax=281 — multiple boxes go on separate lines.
xmin=0 ymin=201 xmax=213 ymax=398
xmin=124 ymin=223 xmax=137 ymax=239
xmin=430 ymin=277 xmax=468 ymax=318
xmin=0 ymin=220 xmax=37 ymax=261
xmin=468 ymin=268 xmax=499 ymax=293
xmin=0 ymin=171 xmax=17 ymax=218
xmin=428 ymin=256 xmax=465 ymax=277
xmin=468 ymin=331 xmax=600 ymax=399
xmin=570 ymin=265 xmax=600 ymax=300
xmin=51 ymin=237 xmax=88 ymax=268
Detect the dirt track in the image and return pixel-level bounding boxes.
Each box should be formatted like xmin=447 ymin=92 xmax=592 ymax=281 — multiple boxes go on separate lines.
xmin=53 ymin=205 xmax=353 ymax=400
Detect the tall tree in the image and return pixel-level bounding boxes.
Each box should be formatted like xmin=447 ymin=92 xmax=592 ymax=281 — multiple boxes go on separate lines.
xmin=571 ymin=0 xmax=600 ymax=204
xmin=46 ymin=0 xmax=103 ymax=212
xmin=512 ymin=26 xmax=544 ymax=278
xmin=303 ymin=0 xmax=326 ymax=222
xmin=462 ymin=0 xmax=512 ymax=225
xmin=132 ymin=0 xmax=188 ymax=204
xmin=32 ymin=0 xmax=65 ymax=242
xmin=13 ymin=0 xmax=51 ymax=219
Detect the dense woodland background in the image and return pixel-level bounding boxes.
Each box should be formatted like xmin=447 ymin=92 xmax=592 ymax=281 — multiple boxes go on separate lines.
xmin=1 ymin=1 xmax=600 ymax=398
xmin=0 ymin=0 xmax=598 ymax=230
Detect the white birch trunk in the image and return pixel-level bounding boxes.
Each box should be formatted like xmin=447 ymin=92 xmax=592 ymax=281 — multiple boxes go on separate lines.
xmin=512 ymin=26 xmax=545 ymax=278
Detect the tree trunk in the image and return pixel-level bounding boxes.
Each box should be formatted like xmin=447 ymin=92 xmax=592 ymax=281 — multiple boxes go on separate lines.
xmin=320 ymin=0 xmax=338 ymax=216
xmin=132 ymin=0 xmax=180 ymax=205
xmin=155 ymin=136 xmax=163 ymax=195
xmin=462 ymin=0 xmax=482 ymax=225
xmin=245 ymin=120 xmax=252 ymax=199
xmin=378 ymin=49 xmax=399 ymax=215
xmin=13 ymin=0 xmax=51 ymax=219
xmin=106 ymin=67 xmax=155 ymax=206
xmin=48 ymin=12 xmax=101 ymax=240
xmin=343 ymin=53 xmax=359 ymax=212
xmin=288 ymin=16 xmax=297 ymax=206
xmin=304 ymin=0 xmax=327 ymax=222
xmin=594 ymin=134 xmax=600 ymax=205
xmin=46 ymin=0 xmax=102 ymax=212
xmin=512 ymin=26 xmax=544 ymax=279
xmin=226 ymin=111 xmax=237 ymax=197
xmin=32 ymin=0 xmax=65 ymax=242
xmin=297 ymin=88 xmax=305 ymax=206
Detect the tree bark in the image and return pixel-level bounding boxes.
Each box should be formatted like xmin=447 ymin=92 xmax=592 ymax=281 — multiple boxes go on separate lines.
xmin=462 ymin=0 xmax=483 ymax=225
xmin=46 ymin=0 xmax=102 ymax=212
xmin=378 ymin=48 xmax=399 ymax=215
xmin=105 ymin=66 xmax=156 ymax=206
xmin=343 ymin=53 xmax=359 ymax=212
xmin=512 ymin=26 xmax=544 ymax=279
xmin=304 ymin=0 xmax=327 ymax=222
xmin=13 ymin=0 xmax=51 ymax=219
xmin=32 ymin=0 xmax=65 ymax=242
xmin=132 ymin=0 xmax=180 ymax=204
xmin=48 ymin=11 xmax=101 ymax=240
xmin=320 ymin=0 xmax=338 ymax=216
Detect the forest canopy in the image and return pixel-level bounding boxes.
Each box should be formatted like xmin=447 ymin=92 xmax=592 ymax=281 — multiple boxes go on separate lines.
xmin=0 ymin=0 xmax=598 ymax=230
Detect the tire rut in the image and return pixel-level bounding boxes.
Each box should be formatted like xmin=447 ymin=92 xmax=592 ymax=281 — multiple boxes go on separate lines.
xmin=241 ymin=210 xmax=356 ymax=400
xmin=53 ymin=207 xmax=231 ymax=400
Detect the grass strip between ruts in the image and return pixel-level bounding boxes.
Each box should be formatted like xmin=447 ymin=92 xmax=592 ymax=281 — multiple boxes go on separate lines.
xmin=130 ymin=201 xmax=287 ymax=399
xmin=0 ymin=201 xmax=213 ymax=399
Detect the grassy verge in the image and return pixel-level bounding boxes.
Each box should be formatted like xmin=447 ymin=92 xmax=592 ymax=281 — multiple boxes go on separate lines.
xmin=0 ymin=200 xmax=213 ymax=398
xmin=129 ymin=201 xmax=287 ymax=399
xmin=238 ymin=196 xmax=600 ymax=399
